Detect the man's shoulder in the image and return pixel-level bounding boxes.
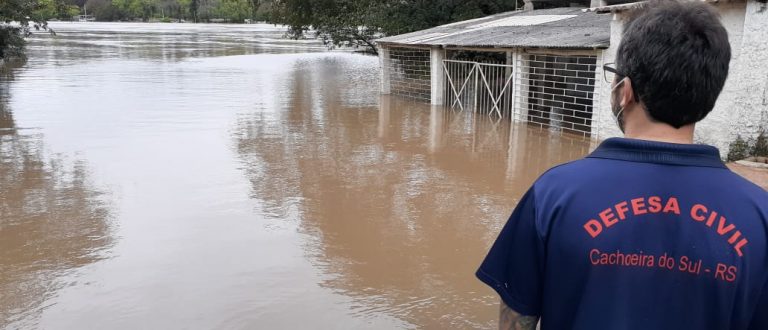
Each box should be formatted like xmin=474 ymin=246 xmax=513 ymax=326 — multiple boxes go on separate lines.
xmin=534 ymin=157 xmax=603 ymax=187
xmin=719 ymin=168 xmax=768 ymax=203
xmin=532 ymin=157 xmax=768 ymax=208
xmin=529 ymin=158 xmax=609 ymax=204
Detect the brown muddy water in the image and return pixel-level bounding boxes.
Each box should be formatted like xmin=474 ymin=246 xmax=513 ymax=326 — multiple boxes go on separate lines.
xmin=0 ymin=22 xmax=594 ymax=329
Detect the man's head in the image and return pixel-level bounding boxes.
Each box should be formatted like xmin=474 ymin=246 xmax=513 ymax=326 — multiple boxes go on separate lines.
xmin=611 ymin=0 xmax=731 ymax=134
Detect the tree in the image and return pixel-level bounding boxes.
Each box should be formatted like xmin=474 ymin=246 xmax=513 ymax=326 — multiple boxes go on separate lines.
xmin=1 ymin=0 xmax=60 ymax=59
xmin=271 ymin=0 xmax=381 ymax=52
xmin=189 ymin=0 xmax=199 ymax=22
xmin=110 ymin=0 xmax=158 ymax=21
xmin=271 ymin=0 xmax=523 ymax=54
xmin=247 ymin=0 xmax=260 ymax=20
xmin=47 ymin=0 xmax=268 ymax=24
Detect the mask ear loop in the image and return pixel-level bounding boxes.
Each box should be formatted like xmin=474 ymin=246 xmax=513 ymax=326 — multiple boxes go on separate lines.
xmin=611 ymin=78 xmax=628 ymax=130
xmin=613 ymin=107 xmax=625 ymax=128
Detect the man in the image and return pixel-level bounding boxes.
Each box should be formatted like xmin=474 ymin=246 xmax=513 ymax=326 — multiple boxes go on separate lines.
xmin=476 ymin=1 xmax=768 ymax=329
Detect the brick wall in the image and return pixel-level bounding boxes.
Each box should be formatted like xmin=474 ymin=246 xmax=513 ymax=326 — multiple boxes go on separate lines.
xmin=519 ymin=53 xmax=598 ymax=136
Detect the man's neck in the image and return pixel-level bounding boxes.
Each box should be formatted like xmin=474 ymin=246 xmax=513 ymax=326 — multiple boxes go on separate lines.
xmin=624 ymin=124 xmax=695 ymax=144
xmin=622 ymin=106 xmax=695 ymax=144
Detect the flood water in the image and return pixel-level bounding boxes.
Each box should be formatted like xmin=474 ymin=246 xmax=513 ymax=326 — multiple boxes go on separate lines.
xmin=0 ymin=22 xmax=595 ymax=329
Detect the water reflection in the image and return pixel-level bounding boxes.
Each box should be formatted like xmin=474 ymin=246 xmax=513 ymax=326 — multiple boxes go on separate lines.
xmin=27 ymin=22 xmax=328 ymax=65
xmin=235 ymin=56 xmax=594 ymax=328
xmin=0 ymin=81 xmax=114 ymax=328
xmin=5 ymin=22 xmax=595 ymax=327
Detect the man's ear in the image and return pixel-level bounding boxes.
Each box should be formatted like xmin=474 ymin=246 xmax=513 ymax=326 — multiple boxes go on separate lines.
xmin=621 ymin=79 xmax=636 ymax=108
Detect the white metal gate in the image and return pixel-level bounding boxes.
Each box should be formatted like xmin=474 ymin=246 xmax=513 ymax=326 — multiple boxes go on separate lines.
xmin=442 ymin=60 xmax=515 ymax=118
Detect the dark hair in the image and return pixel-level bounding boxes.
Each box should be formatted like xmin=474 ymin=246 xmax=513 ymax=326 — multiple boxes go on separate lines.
xmin=616 ymin=0 xmax=731 ymax=128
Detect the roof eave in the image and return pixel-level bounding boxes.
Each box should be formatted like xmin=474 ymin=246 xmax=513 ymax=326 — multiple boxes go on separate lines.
xmin=584 ymin=0 xmax=728 ymax=13
xmin=375 ymin=41 xmax=610 ymax=50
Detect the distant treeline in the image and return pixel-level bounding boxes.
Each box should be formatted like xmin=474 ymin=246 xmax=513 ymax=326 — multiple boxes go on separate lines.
xmin=270 ymin=0 xmax=526 ymax=53
xmin=2 ymin=0 xmax=528 ymax=58
xmin=59 ymin=0 xmax=273 ymax=23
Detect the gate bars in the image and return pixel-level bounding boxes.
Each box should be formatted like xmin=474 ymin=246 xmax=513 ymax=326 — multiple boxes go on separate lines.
xmin=442 ymin=60 xmax=514 ymax=118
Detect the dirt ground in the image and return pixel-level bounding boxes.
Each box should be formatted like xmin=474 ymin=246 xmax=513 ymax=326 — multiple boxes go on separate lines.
xmin=728 ymin=163 xmax=768 ymax=191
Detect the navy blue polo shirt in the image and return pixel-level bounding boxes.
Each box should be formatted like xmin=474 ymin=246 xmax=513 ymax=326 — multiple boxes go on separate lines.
xmin=477 ymin=138 xmax=768 ymax=330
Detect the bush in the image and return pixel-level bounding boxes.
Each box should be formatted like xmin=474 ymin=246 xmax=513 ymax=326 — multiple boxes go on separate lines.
xmin=0 ymin=25 xmax=26 ymax=60
xmin=752 ymin=131 xmax=768 ymax=157
xmin=728 ymin=135 xmax=750 ymax=161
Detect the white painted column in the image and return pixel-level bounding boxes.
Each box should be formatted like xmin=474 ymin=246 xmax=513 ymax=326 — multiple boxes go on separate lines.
xmin=506 ymin=51 xmax=514 ymax=119
xmin=379 ymin=46 xmax=391 ymax=94
xmin=511 ymin=51 xmax=530 ymax=123
xmin=378 ymin=95 xmax=391 ymax=139
xmin=509 ymin=50 xmax=519 ymax=122
xmin=430 ymin=47 xmax=445 ymax=105
xmin=593 ymin=14 xmax=625 ymax=140
xmin=429 ymin=105 xmax=445 ymax=153
xmin=505 ymin=119 xmax=526 ymax=182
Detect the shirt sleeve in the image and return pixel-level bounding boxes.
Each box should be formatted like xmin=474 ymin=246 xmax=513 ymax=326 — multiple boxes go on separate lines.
xmin=749 ymin=279 xmax=768 ymax=330
xmin=476 ymin=187 xmax=545 ymax=316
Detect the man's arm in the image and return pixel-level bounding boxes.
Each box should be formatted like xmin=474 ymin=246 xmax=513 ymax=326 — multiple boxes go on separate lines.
xmin=499 ymin=301 xmax=539 ymax=330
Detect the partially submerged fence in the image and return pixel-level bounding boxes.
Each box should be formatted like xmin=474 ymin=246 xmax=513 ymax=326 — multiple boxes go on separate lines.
xmin=387 ymin=47 xmax=431 ymax=102
xmin=441 ymin=51 xmax=601 ymax=136
xmin=443 ymin=60 xmax=514 ymax=118
xmin=381 ymin=45 xmax=603 ymax=136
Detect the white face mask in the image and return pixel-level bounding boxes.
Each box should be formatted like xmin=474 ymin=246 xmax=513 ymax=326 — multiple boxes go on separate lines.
xmin=611 ymin=78 xmax=627 ymax=131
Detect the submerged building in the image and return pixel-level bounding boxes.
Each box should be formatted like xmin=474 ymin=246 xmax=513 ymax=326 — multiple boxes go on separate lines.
xmin=375 ymin=0 xmax=768 ymax=154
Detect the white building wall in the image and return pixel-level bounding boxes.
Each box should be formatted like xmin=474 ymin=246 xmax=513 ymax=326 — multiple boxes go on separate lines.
xmin=593 ymin=1 xmax=767 ymax=157
xmin=724 ymin=0 xmax=768 ymax=147
xmin=697 ymin=1 xmax=748 ymax=152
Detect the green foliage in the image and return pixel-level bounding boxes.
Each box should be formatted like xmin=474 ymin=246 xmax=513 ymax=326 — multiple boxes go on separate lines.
xmin=71 ymin=0 xmax=270 ymax=22
xmin=188 ymin=0 xmax=198 ymax=21
xmin=212 ymin=0 xmax=252 ymax=23
xmin=65 ymin=4 xmax=81 ymax=17
xmin=728 ymin=135 xmax=750 ymax=162
xmin=110 ymin=0 xmax=157 ymax=20
xmin=752 ymin=131 xmax=768 ymax=157
xmin=32 ymin=0 xmax=58 ymax=20
xmin=271 ymin=0 xmax=524 ymax=53
xmin=380 ymin=0 xmax=524 ymax=35
xmin=728 ymin=131 xmax=768 ymax=161
xmin=1 ymin=0 xmax=60 ymax=59
xmin=0 ymin=26 xmax=25 ymax=59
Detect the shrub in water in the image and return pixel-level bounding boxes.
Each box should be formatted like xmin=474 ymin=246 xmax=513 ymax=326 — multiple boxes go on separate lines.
xmin=0 ymin=25 xmax=25 ymax=59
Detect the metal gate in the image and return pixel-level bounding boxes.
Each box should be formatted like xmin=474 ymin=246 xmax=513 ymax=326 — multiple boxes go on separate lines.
xmin=442 ymin=60 xmax=515 ymax=118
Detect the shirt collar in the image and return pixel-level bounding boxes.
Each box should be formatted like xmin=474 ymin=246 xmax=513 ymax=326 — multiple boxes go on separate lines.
xmin=587 ymin=137 xmax=726 ymax=168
